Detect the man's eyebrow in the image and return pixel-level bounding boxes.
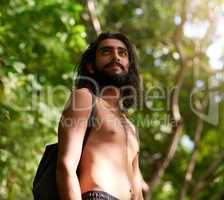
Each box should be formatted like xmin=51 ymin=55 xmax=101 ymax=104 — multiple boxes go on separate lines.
xmin=98 ymin=46 xmax=112 ymax=50
xmin=98 ymin=46 xmax=128 ymax=51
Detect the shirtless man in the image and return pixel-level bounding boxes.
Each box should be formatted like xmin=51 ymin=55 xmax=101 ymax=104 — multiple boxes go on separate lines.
xmin=56 ymin=32 xmax=144 ymax=200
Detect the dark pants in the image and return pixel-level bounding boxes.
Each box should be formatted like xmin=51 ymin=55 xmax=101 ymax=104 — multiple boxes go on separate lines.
xmin=82 ymin=190 xmax=119 ymax=200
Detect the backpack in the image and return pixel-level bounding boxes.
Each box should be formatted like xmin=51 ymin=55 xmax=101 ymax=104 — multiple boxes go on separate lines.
xmin=32 ymin=93 xmax=96 ymax=200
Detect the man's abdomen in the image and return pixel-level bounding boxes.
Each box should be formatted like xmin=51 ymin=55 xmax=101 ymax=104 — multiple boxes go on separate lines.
xmin=78 ymin=145 xmax=132 ymax=200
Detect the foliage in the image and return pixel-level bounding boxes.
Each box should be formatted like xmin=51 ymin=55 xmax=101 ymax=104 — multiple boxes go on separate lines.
xmin=0 ymin=0 xmax=86 ymax=199
xmin=0 ymin=0 xmax=224 ymax=199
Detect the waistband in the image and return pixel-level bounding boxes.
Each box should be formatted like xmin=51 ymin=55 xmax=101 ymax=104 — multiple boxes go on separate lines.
xmin=82 ymin=190 xmax=119 ymax=200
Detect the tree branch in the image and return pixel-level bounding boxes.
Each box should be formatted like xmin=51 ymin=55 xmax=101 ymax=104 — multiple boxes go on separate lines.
xmin=190 ymin=152 xmax=224 ymax=200
xmin=86 ymin=0 xmax=102 ymax=35
xmin=177 ymin=98 xmax=207 ymax=200
xmin=145 ymin=0 xmax=188 ymax=198
xmin=177 ymin=14 xmax=217 ymax=199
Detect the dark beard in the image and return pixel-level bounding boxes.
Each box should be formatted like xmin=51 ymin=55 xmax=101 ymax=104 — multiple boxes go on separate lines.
xmin=92 ymin=62 xmax=129 ymax=88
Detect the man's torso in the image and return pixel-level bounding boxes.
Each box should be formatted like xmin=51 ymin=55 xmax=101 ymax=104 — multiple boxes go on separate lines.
xmin=78 ymin=96 xmax=139 ymax=199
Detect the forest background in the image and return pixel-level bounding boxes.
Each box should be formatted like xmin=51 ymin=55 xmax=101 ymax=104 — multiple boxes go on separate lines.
xmin=0 ymin=0 xmax=224 ymax=199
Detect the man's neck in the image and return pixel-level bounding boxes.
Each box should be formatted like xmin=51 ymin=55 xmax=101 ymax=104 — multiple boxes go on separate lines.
xmin=100 ymin=86 xmax=121 ymax=110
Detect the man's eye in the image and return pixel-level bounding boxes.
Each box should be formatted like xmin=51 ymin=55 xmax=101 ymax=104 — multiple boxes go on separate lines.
xmin=102 ymin=49 xmax=111 ymax=54
xmin=119 ymin=51 xmax=128 ymax=56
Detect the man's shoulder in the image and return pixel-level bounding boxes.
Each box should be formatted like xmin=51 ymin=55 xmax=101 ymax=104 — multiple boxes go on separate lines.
xmin=63 ymin=87 xmax=93 ymax=112
xmin=71 ymin=87 xmax=94 ymax=102
xmin=72 ymin=87 xmax=92 ymax=96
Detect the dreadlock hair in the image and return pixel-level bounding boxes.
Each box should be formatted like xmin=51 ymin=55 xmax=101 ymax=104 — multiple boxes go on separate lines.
xmin=74 ymin=32 xmax=141 ymax=111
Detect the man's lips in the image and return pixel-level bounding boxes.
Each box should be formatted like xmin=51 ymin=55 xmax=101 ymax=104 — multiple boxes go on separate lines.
xmin=104 ymin=62 xmax=124 ymax=70
xmin=110 ymin=64 xmax=121 ymax=69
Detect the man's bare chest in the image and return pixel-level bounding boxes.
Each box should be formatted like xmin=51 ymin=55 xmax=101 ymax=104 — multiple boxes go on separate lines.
xmin=89 ymin=98 xmax=139 ymax=158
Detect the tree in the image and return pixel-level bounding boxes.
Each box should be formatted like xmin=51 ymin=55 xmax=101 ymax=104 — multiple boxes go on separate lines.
xmin=1 ymin=0 xmax=224 ymax=199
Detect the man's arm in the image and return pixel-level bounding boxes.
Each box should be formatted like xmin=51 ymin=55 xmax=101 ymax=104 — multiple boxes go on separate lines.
xmin=132 ymin=152 xmax=144 ymax=200
xmin=56 ymin=88 xmax=93 ymax=200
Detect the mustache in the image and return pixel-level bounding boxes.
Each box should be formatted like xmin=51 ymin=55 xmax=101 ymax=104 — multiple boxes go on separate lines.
xmin=104 ymin=61 xmax=125 ymax=70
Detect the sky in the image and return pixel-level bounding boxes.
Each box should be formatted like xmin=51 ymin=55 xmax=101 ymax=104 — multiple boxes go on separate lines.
xmin=206 ymin=15 xmax=224 ymax=70
xmin=183 ymin=8 xmax=224 ymax=70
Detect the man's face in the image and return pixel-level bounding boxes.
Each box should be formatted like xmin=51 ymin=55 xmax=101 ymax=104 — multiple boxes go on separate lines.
xmin=92 ymin=38 xmax=130 ymax=87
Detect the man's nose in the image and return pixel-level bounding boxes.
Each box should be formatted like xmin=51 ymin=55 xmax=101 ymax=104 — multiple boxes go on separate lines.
xmin=111 ymin=49 xmax=120 ymax=61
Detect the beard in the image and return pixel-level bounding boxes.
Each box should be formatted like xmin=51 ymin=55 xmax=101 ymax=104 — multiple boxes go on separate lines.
xmin=92 ymin=62 xmax=130 ymax=88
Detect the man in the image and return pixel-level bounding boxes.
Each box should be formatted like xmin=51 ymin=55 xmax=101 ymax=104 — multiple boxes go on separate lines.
xmin=56 ymin=32 xmax=144 ymax=200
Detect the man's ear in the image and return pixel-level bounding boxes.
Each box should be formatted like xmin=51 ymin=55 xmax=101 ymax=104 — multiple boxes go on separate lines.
xmin=86 ymin=63 xmax=94 ymax=74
